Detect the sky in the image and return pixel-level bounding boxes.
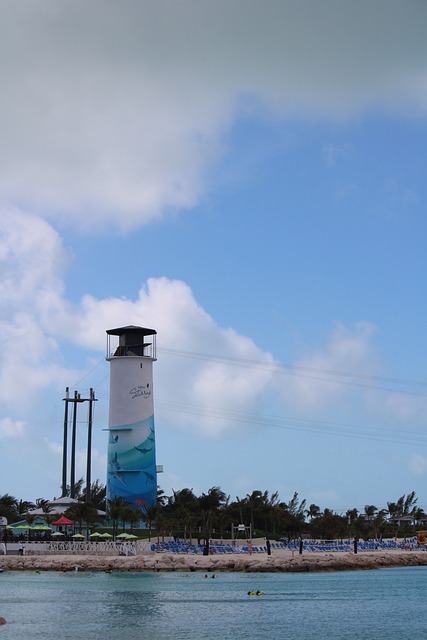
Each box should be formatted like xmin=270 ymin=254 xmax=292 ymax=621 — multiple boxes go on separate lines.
xmin=1 ymin=0 xmax=427 ymax=515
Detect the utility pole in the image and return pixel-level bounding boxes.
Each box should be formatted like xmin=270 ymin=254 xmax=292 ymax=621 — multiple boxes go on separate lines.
xmin=70 ymin=390 xmax=83 ymax=499
xmin=62 ymin=388 xmax=96 ymax=500
xmin=61 ymin=387 xmax=70 ymax=497
xmin=85 ymin=388 xmax=97 ymax=503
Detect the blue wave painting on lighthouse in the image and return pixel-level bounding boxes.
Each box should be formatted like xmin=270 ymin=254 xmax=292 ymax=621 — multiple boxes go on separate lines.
xmin=107 ymin=415 xmax=157 ymax=510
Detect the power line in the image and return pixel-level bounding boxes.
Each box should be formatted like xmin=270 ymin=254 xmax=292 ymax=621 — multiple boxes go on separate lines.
xmin=158 ymin=347 xmax=427 ymax=396
xmin=74 ymin=346 xmax=426 ymax=447
xmin=73 ymin=346 xmax=427 ymax=398
xmin=156 ymin=399 xmax=427 ymax=448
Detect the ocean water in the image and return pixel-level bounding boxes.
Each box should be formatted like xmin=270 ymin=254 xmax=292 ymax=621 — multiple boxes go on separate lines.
xmin=0 ymin=566 xmax=426 ymax=639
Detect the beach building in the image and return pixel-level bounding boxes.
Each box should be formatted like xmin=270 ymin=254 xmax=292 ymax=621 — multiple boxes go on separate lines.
xmin=6 ymin=497 xmax=107 ymax=537
xmin=26 ymin=497 xmax=96 ymax=517
xmin=106 ymin=326 xmax=158 ymax=512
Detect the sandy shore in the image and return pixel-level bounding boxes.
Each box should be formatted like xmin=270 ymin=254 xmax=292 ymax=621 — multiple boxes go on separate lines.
xmin=1 ymin=550 xmax=427 ymax=573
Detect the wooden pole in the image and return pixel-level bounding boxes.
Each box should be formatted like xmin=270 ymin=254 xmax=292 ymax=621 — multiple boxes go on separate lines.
xmin=70 ymin=391 xmax=80 ymax=499
xmin=61 ymin=387 xmax=70 ymax=497
xmin=85 ymin=388 xmax=97 ymax=502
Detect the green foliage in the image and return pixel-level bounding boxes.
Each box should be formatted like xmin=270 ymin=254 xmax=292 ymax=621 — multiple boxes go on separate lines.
xmin=5 ymin=484 xmax=426 ymax=541
xmin=0 ymin=493 xmax=19 ymax=522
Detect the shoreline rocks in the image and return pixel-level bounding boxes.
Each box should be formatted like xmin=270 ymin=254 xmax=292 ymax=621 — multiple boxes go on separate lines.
xmin=1 ymin=550 xmax=427 ymax=573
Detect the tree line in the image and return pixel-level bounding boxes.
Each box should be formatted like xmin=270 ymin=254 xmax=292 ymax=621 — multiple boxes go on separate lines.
xmin=1 ymin=484 xmax=425 ymax=543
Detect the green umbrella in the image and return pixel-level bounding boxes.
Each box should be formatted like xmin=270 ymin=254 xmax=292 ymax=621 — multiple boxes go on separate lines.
xmin=100 ymin=533 xmax=113 ymax=539
xmin=116 ymin=533 xmax=130 ymax=539
xmin=14 ymin=525 xmax=29 ymax=529
xmin=32 ymin=525 xmax=52 ymax=531
xmin=89 ymin=532 xmax=103 ymax=538
xmin=52 ymin=531 xmax=64 ymax=537
xmin=72 ymin=533 xmax=85 ymax=539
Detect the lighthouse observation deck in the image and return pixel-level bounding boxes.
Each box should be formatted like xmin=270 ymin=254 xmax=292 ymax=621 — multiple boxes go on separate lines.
xmin=106 ymin=325 xmax=157 ymax=360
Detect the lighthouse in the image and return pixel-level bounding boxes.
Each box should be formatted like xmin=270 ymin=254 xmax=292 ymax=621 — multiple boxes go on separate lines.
xmin=106 ymin=325 xmax=157 ymax=510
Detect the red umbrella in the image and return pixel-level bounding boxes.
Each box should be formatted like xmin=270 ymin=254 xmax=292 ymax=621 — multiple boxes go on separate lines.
xmin=51 ymin=516 xmax=74 ymax=526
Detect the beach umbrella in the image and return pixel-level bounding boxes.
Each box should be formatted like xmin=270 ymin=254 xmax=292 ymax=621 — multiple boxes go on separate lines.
xmin=100 ymin=533 xmax=113 ymax=539
xmin=89 ymin=532 xmax=103 ymax=538
xmin=72 ymin=533 xmax=85 ymax=539
xmin=125 ymin=534 xmax=138 ymax=540
xmin=52 ymin=531 xmax=64 ymax=537
xmin=116 ymin=533 xmax=130 ymax=539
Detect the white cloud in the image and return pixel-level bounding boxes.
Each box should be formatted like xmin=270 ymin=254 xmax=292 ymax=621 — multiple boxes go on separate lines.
xmin=0 ymin=210 xmax=276 ymax=435
xmin=278 ymin=321 xmax=379 ymax=412
xmin=0 ymin=210 xmax=80 ymax=405
xmin=0 ymin=2 xmax=426 ymax=231
xmin=0 ymin=210 xmax=424 ymax=442
xmin=379 ymin=393 xmax=427 ymax=428
xmin=0 ymin=417 xmax=27 ymax=440
xmin=0 ymin=208 xmax=70 ymax=316
xmin=45 ymin=440 xmax=62 ymax=456
xmin=57 ymin=277 xmax=277 ymax=436
xmin=409 ymin=454 xmax=427 ymax=477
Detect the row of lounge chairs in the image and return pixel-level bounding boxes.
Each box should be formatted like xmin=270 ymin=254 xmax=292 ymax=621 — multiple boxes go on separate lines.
xmin=151 ymin=537 xmax=422 ymax=554
xmin=150 ymin=542 xmax=269 ymax=554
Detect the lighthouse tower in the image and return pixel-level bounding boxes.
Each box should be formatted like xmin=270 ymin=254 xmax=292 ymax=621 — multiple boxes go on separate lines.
xmin=106 ymin=325 xmax=157 ymax=510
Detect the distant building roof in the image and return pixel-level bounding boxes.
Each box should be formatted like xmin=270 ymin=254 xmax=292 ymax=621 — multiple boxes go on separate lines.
xmin=28 ymin=496 xmax=106 ymax=517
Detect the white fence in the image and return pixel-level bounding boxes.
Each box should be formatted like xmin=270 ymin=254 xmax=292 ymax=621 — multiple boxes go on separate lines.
xmin=20 ymin=540 xmax=154 ymax=556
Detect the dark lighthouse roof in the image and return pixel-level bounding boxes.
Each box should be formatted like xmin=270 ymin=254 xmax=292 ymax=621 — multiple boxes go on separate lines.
xmin=107 ymin=325 xmax=157 ymax=336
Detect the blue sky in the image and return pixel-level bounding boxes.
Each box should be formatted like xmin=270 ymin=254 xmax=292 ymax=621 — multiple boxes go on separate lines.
xmin=1 ymin=1 xmax=427 ymax=515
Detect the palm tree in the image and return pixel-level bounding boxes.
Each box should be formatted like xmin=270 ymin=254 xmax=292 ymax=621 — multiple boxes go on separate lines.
xmin=413 ymin=507 xmax=426 ymax=526
xmin=142 ymin=505 xmax=159 ymax=541
xmin=107 ymin=496 xmax=130 ymax=539
xmin=82 ymin=480 xmax=106 ymax=510
xmin=36 ymin=499 xmax=55 ymax=527
xmin=243 ymin=490 xmax=270 ymax=536
xmin=372 ymin=509 xmax=388 ymax=540
xmin=167 ymin=488 xmax=199 ymax=542
xmin=65 ymin=502 xmax=100 ymax=535
xmin=0 ymin=494 xmax=19 ymax=523
xmin=387 ymin=492 xmax=418 ymax=536
xmin=198 ymin=486 xmax=227 ymax=555
xmin=364 ymin=505 xmax=377 ymax=521
xmin=25 ymin=512 xmax=38 ymax=540
xmin=306 ymin=504 xmax=321 ymax=521
xmin=122 ymin=507 xmax=141 ymax=533
xmin=17 ymin=499 xmax=35 ymax=517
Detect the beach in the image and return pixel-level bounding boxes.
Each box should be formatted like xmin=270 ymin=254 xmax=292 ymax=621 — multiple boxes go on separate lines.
xmin=2 ymin=549 xmax=427 ymax=573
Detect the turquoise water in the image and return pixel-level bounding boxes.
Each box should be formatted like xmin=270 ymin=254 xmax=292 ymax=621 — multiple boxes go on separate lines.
xmin=1 ymin=567 xmax=426 ymax=639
